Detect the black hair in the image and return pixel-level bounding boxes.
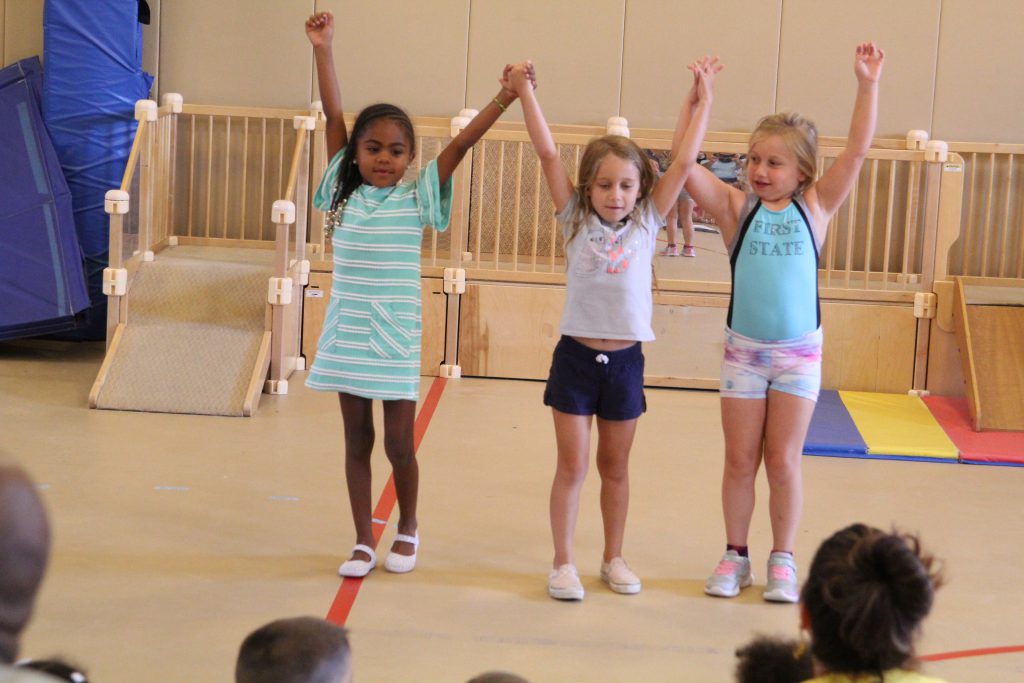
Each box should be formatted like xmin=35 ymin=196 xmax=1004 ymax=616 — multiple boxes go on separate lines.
xmin=801 ymin=524 xmax=943 ymax=678
xmin=330 ymin=103 xmax=416 ymax=213
xmin=734 ymin=635 xmax=814 ymax=683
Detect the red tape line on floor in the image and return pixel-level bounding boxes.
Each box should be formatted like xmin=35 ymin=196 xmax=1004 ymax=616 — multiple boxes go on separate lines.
xmin=920 ymin=644 xmax=1024 ymax=662
xmin=326 ymin=377 xmax=447 ymax=626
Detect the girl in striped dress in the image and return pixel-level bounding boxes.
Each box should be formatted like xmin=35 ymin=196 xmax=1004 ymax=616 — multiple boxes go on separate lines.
xmin=304 ymin=11 xmax=527 ymax=577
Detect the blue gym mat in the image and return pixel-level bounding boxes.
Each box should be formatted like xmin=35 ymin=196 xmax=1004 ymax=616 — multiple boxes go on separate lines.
xmin=803 ymin=389 xmax=869 ymax=457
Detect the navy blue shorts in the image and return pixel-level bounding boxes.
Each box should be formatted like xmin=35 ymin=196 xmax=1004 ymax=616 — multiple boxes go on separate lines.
xmin=543 ymin=336 xmax=646 ymax=421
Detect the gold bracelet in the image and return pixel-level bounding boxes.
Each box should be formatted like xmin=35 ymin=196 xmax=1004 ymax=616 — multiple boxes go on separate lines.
xmin=492 ymin=96 xmax=508 ymax=113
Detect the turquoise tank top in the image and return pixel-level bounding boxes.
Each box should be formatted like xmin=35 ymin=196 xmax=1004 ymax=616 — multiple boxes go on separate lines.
xmin=727 ymin=196 xmax=820 ymax=340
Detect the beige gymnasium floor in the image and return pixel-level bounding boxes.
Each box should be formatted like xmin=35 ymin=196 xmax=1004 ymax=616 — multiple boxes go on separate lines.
xmin=2 ymin=338 xmax=1023 ymax=682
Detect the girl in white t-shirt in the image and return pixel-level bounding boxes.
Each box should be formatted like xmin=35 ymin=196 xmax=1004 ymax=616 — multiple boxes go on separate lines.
xmin=504 ymin=58 xmax=720 ymax=601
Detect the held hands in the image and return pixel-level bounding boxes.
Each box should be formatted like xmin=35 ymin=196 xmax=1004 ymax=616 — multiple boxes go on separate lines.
xmin=854 ymin=42 xmax=885 ymax=83
xmin=501 ymin=61 xmax=538 ymax=98
xmin=305 ymin=11 xmax=333 ymax=48
xmin=687 ymin=56 xmax=723 ymax=106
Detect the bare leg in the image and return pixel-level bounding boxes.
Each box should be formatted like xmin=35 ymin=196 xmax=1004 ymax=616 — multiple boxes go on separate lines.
xmin=762 ymin=390 xmax=816 ymax=553
xmin=679 ymin=197 xmax=696 ymax=251
xmin=339 ymin=393 xmax=375 ymax=561
xmin=664 ymin=202 xmax=679 ymax=249
xmin=595 ymin=417 xmax=638 ymax=562
xmin=550 ymin=409 xmax=592 ymax=567
xmin=382 ymin=399 xmax=418 ymax=556
xmin=720 ymin=396 xmax=767 ymax=547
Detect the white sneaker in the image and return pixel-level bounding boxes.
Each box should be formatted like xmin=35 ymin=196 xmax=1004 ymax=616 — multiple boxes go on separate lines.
xmin=600 ymin=557 xmax=641 ymax=594
xmin=548 ymin=564 xmax=584 ymax=600
xmin=704 ymin=550 xmax=753 ymax=597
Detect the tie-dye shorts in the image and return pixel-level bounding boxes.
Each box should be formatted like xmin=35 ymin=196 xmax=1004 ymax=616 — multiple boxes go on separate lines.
xmin=720 ymin=327 xmax=823 ymax=401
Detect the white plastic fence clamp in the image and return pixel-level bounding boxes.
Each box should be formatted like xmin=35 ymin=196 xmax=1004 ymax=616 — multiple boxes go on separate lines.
xmin=925 ymin=140 xmax=949 ymax=163
xmin=267 ymin=277 xmax=293 ymax=306
xmin=272 ymin=200 xmax=296 ymax=225
xmin=451 ymin=108 xmax=478 ymax=137
xmin=907 ymin=389 xmax=931 ymax=398
xmin=913 ymin=291 xmax=937 ymax=319
xmin=461 ymin=251 xmax=474 ymax=263
xmin=439 ymin=364 xmax=462 ymax=379
xmin=443 ymin=267 xmax=466 ymax=295
xmin=104 ymin=189 xmax=130 ymax=215
xmin=606 ymin=116 xmax=630 ymax=137
xmin=293 ymin=115 xmax=316 ymax=131
xmin=905 ymin=129 xmax=929 ymax=150
xmin=311 ymin=100 xmax=324 ymax=119
xmin=298 ymin=259 xmax=311 ymax=286
xmin=168 ymin=236 xmax=179 ymax=246
xmin=265 ymin=378 xmax=289 ymax=395
xmin=102 ymin=267 xmax=127 ymax=296
xmin=135 ymin=99 xmax=158 ymax=122
xmin=162 ymin=93 xmax=183 ymax=113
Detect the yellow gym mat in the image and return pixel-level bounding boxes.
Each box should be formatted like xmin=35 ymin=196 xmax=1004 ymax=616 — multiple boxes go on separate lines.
xmin=838 ymin=391 xmax=959 ymax=461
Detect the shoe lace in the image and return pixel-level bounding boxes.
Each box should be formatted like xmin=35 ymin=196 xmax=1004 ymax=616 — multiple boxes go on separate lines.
xmin=714 ymin=560 xmax=739 ymax=576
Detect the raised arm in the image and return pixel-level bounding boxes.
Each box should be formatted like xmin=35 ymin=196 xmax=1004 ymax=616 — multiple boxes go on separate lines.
xmin=504 ymin=61 xmax=574 ymax=214
xmin=671 ymin=58 xmax=744 ymax=243
xmin=435 ymin=64 xmax=532 ymax=186
xmin=808 ymin=42 xmax=884 ymax=221
xmin=306 ymin=12 xmax=347 ymax=160
xmin=653 ymin=58 xmax=726 ymax=218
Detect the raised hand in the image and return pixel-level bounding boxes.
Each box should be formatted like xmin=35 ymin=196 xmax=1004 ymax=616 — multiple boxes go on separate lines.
xmin=688 ymin=56 xmax=723 ymax=104
xmin=503 ymin=61 xmax=537 ymax=97
xmin=305 ymin=11 xmax=334 ymax=48
xmin=854 ymin=42 xmax=884 ymax=83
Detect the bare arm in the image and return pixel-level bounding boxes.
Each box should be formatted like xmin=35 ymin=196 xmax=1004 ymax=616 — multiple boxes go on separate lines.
xmin=653 ymin=58 xmax=725 ymax=218
xmin=670 ymin=58 xmax=745 ymax=245
xmin=807 ymin=42 xmax=884 ymax=222
xmin=306 ymin=12 xmax=347 ymax=159
xmin=435 ymin=85 xmax=517 ymax=186
xmin=506 ymin=62 xmax=574 ymax=213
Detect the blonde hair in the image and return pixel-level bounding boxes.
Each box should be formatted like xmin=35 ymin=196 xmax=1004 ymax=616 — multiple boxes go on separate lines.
xmin=565 ymin=135 xmax=656 ymax=244
xmin=749 ymin=112 xmax=818 ymax=195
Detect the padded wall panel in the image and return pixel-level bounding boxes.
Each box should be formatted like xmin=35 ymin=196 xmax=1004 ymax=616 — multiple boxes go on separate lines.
xmin=778 ymin=0 xmax=940 ymax=138
xmin=0 ymin=57 xmax=89 ymax=339
xmin=623 ymin=0 xmax=781 ymax=132
xmin=319 ymin=0 xmax=469 ymax=118
xmin=933 ymin=2 xmax=1024 ymax=143
xmin=3 ymin=0 xmax=44 ymax=67
xmin=467 ymin=0 xmax=623 ymax=126
xmin=159 ymin=0 xmax=312 ymax=108
xmin=43 ymin=0 xmax=153 ymax=338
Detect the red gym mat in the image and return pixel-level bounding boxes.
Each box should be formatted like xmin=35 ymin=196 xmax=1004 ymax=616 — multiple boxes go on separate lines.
xmin=923 ymin=396 xmax=1024 ymax=466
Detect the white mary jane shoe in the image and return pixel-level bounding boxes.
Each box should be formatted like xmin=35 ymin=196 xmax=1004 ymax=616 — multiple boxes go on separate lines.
xmin=384 ymin=533 xmax=419 ymax=573
xmin=338 ymin=544 xmax=377 ymax=578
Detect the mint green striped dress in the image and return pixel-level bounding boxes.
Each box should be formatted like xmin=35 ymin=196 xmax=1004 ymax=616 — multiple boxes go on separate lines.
xmin=305 ymin=149 xmax=451 ymax=400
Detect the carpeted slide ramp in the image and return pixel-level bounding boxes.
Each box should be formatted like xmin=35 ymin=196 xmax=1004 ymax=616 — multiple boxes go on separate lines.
xmin=91 ymin=246 xmax=273 ymax=416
